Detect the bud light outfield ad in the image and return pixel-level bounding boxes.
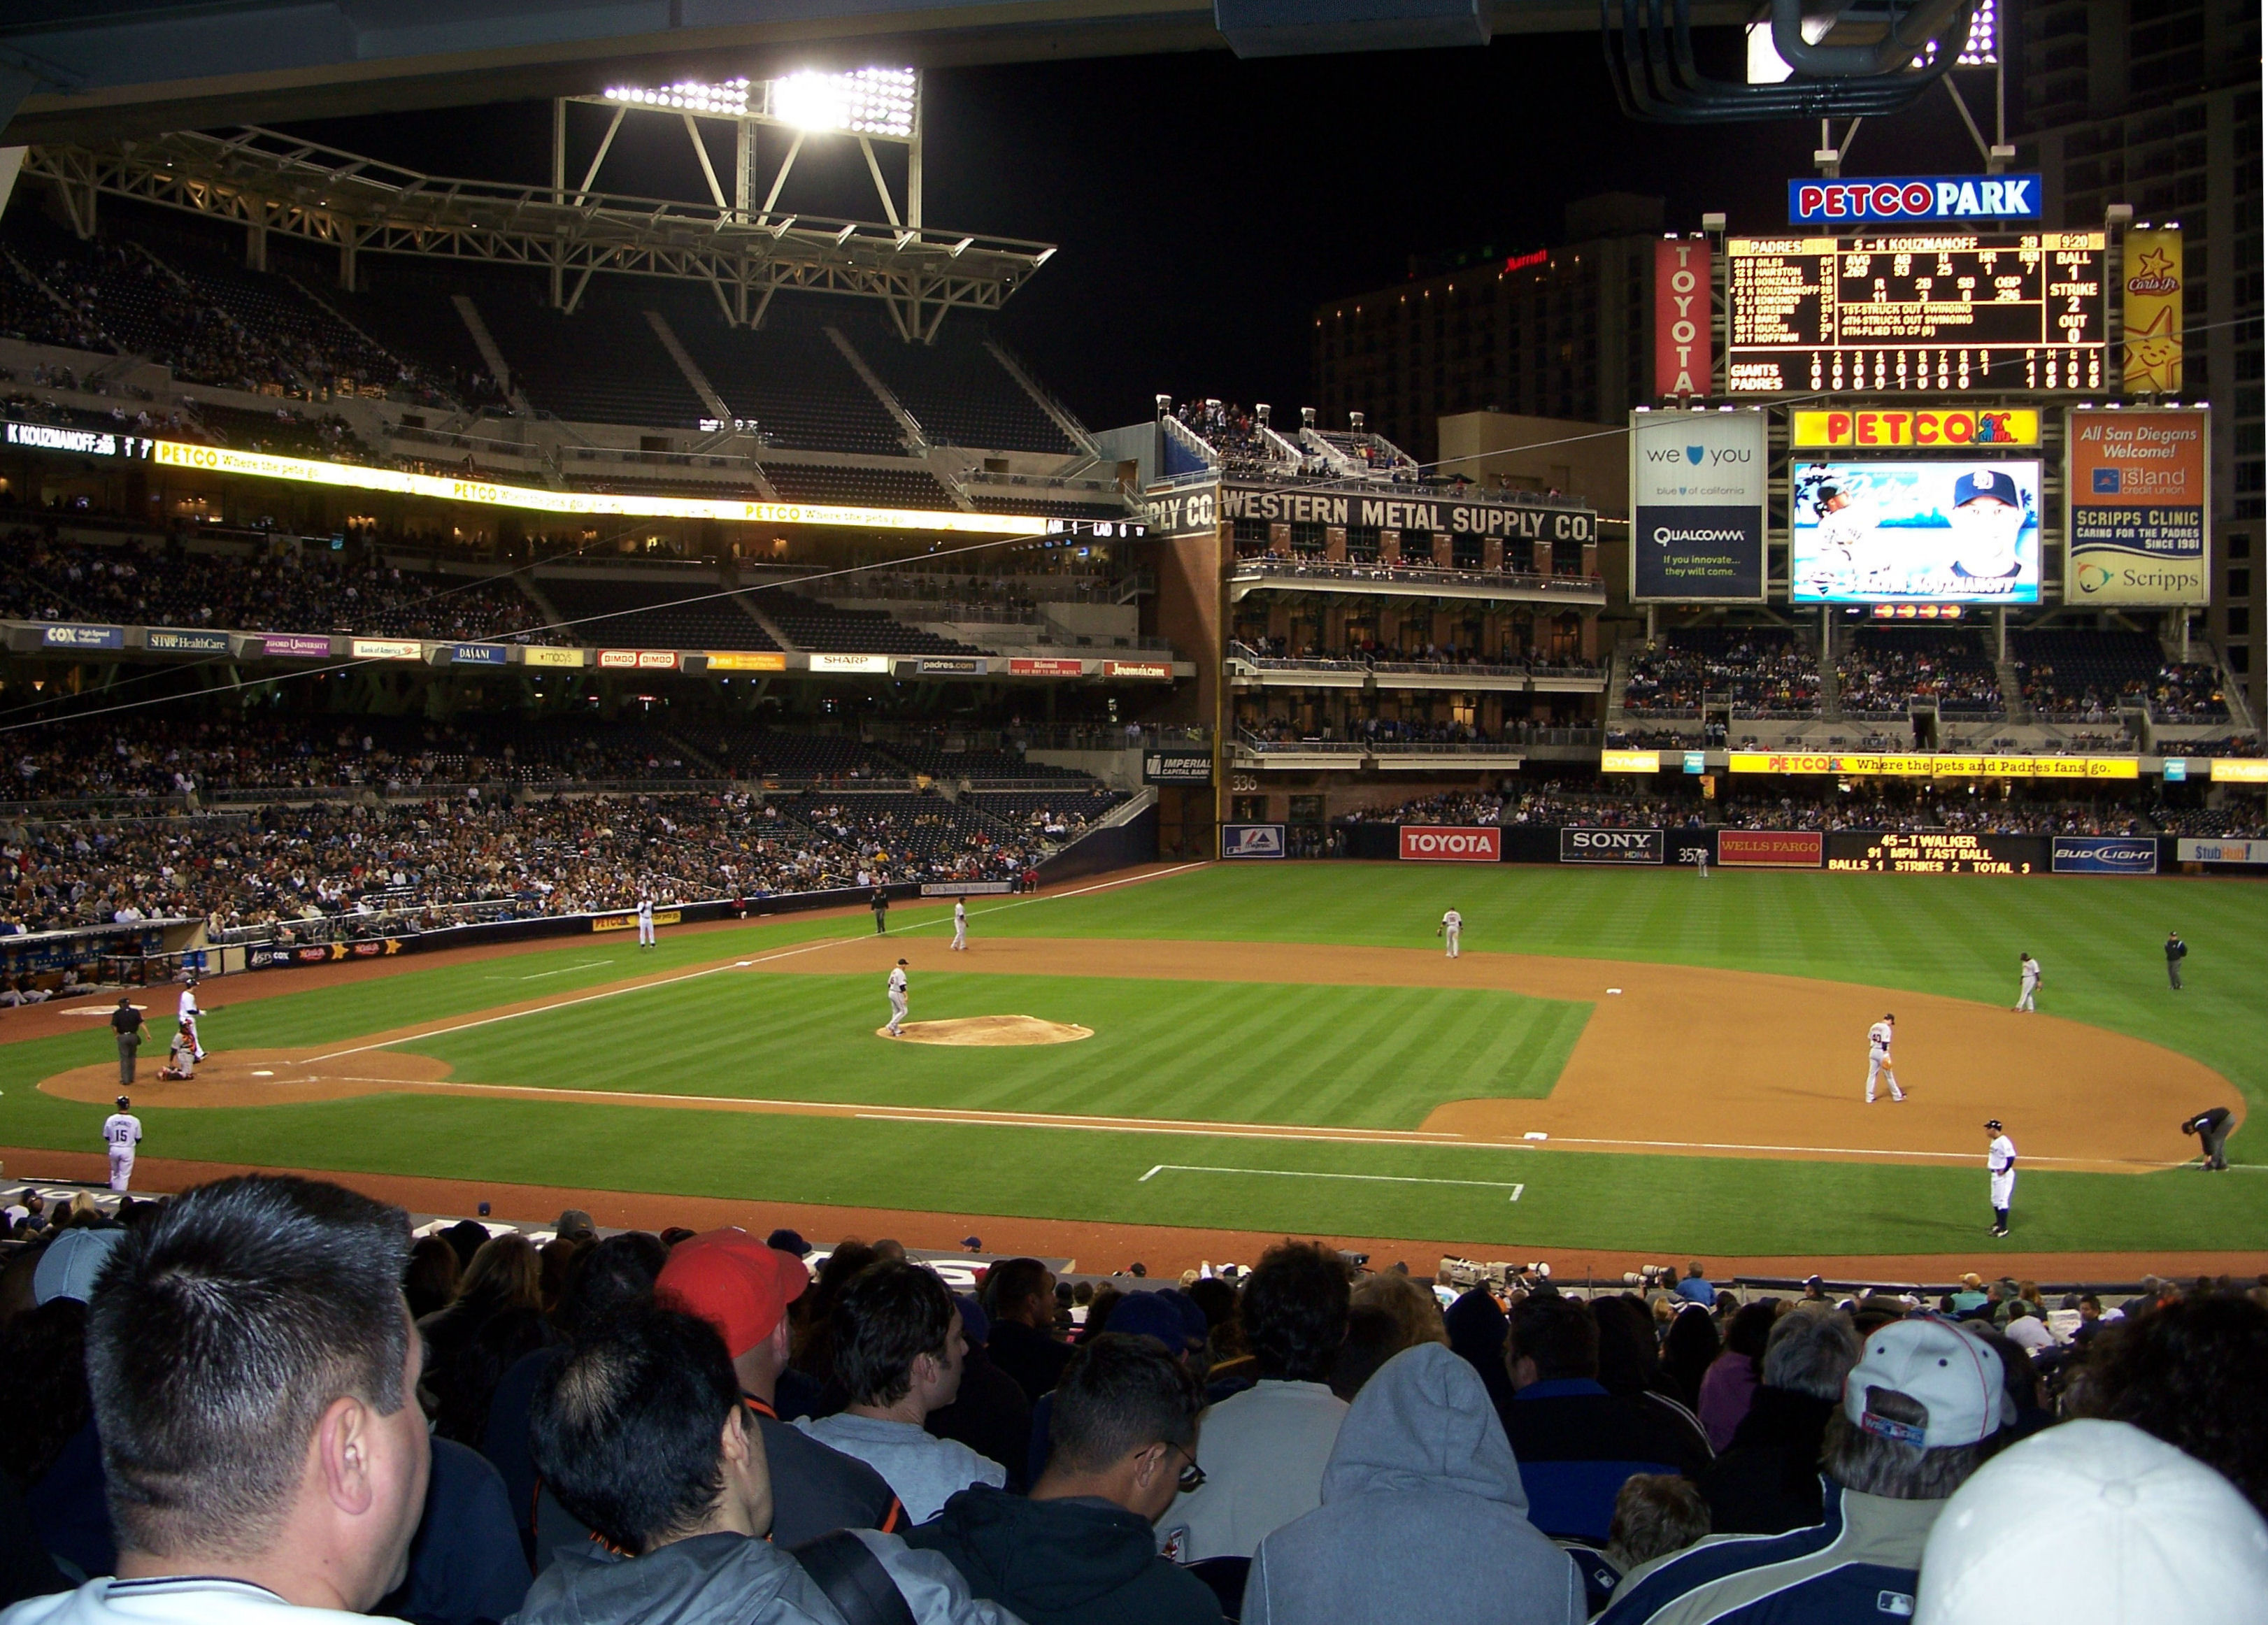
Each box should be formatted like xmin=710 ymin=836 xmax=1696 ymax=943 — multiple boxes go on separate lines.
xmin=1791 ymin=460 xmax=2043 ymax=604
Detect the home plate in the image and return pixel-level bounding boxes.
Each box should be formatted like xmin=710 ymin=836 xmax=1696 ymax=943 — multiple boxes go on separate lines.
xmin=878 ymin=1015 xmax=1093 ymax=1046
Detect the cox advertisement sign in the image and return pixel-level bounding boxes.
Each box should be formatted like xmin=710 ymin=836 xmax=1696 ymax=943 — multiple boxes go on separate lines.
xmin=1560 ymin=827 xmax=1664 ymax=865
xmin=1716 ymin=830 xmax=1823 ymax=868
xmin=1222 ymin=824 xmax=1286 ymax=859
xmin=2051 ymin=836 xmax=2158 ymax=875
xmin=1399 ymin=826 xmax=1502 ymax=863
xmin=1788 ymin=175 xmax=2041 ymax=224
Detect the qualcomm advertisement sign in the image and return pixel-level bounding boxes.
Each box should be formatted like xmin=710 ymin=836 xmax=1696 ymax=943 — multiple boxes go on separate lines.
xmin=1629 ymin=409 xmax=1767 ymax=602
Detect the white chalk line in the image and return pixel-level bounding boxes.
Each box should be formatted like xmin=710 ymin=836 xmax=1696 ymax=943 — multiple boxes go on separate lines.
xmin=1142 ymin=1163 xmax=1525 ymax=1200
xmin=299 ymin=860 xmax=1211 ymax=1065
xmin=486 ymin=960 xmax=615 ymax=981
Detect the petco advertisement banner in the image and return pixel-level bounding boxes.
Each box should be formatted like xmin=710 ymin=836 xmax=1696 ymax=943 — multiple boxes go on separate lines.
xmin=2051 ymin=836 xmax=2158 ymax=875
xmin=1716 ymin=830 xmax=1824 ymax=868
xmin=2067 ymin=408 xmax=2208 ymax=606
xmin=1629 ymin=409 xmax=1767 ymax=602
xmin=1221 ymin=824 xmax=1286 ymax=859
xmin=1560 ymin=827 xmax=1665 ymax=865
xmin=1399 ymin=826 xmax=1502 ymax=862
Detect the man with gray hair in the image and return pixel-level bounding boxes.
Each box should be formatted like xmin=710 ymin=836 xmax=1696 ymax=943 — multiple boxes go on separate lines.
xmin=1603 ymin=1319 xmax=2012 ymax=1624
xmin=1693 ymin=1310 xmax=1862 ymax=1535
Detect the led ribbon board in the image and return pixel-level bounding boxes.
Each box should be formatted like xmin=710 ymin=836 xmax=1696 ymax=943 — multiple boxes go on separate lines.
xmin=149 ymin=442 xmax=1050 ymax=537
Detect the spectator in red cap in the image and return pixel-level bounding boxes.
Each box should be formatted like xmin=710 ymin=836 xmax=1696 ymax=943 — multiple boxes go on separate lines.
xmin=656 ymin=1230 xmax=905 ymax=1545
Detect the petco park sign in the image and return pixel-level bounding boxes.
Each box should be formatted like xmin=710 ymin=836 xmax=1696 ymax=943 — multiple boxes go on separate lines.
xmin=1788 ymin=176 xmax=2041 ymax=224
xmin=1399 ymin=826 xmax=1501 ymax=862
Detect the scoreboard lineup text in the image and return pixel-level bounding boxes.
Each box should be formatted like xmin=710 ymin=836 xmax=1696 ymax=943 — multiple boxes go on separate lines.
xmin=1725 ymin=232 xmax=2108 ymax=395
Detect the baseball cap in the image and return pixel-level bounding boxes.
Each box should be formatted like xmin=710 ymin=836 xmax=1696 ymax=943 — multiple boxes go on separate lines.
xmin=554 ymin=1209 xmax=597 ymax=1244
xmin=656 ymin=1228 xmax=810 ymax=1358
xmin=1983 ymin=1119 xmax=2004 ymax=1132
xmin=1953 ymin=470 xmax=2020 ymax=508
xmin=1916 ymin=1420 xmax=2268 ymax=1624
xmin=1843 ymin=1318 xmax=2013 ymax=1449
xmin=34 ymin=1226 xmax=125 ymax=1305
xmin=1106 ymin=1289 xmax=1195 ymax=1351
xmin=765 ymin=1227 xmax=811 ymax=1259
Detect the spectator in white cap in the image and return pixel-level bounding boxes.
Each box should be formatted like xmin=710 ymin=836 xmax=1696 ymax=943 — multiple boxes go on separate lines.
xmin=32 ymin=1228 xmax=126 ymax=1307
xmin=1600 ymin=1318 xmax=2013 ymax=1625
xmin=1915 ymin=1419 xmax=2268 ymax=1624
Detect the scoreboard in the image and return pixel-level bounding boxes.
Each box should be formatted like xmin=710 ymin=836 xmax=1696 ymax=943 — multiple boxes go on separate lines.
xmin=1727 ymin=232 xmax=2108 ymax=395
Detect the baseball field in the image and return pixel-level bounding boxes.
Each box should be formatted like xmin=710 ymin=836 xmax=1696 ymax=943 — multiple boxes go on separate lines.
xmin=5 ymin=861 xmax=2263 ymax=1272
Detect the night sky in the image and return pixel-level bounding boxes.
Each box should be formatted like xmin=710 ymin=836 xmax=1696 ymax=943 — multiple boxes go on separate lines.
xmin=283 ymin=28 xmax=2004 ymax=435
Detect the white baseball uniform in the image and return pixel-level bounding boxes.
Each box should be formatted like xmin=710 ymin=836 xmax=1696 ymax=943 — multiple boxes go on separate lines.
xmin=1441 ymin=909 xmax=1462 ymax=959
xmin=952 ymin=900 xmax=968 ymax=951
xmin=887 ymin=964 xmax=908 ymax=1036
xmin=103 ymin=1110 xmax=141 ymax=1191
xmin=178 ymin=985 xmax=205 ymax=1059
xmin=1988 ymin=1133 xmax=2017 ymax=1224
xmin=2016 ymin=956 xmax=2040 ymax=1012
xmin=636 ymin=899 xmax=655 ymax=947
xmin=1865 ymin=1019 xmax=1904 ymax=1103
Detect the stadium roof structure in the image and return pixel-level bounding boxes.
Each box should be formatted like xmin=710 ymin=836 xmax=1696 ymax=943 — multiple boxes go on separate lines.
xmin=21 ymin=124 xmax=1056 ymax=334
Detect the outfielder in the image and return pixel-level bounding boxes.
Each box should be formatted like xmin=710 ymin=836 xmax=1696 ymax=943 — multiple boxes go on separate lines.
xmin=1864 ymin=1013 xmax=1905 ymax=1103
xmin=1985 ymin=1119 xmax=2017 ymax=1236
xmin=952 ymin=899 xmax=969 ymax=952
xmin=103 ymin=1096 xmax=141 ymax=1193
xmin=2013 ymin=952 xmax=2041 ymax=1012
xmin=178 ymin=975 xmax=207 ymax=1061
xmin=157 ymin=1020 xmax=197 ymax=1081
xmin=1438 ymin=908 xmax=1463 ymax=959
xmin=886 ymin=958 xmax=909 ymax=1037
xmin=636 ymin=896 xmax=656 ymax=948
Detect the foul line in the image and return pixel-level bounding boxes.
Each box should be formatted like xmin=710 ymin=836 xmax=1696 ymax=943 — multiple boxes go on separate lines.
xmin=492 ymin=960 xmax=616 ymax=981
xmin=299 ymin=860 xmax=1211 ymax=1066
xmin=1142 ymin=1164 xmax=1525 ymax=1200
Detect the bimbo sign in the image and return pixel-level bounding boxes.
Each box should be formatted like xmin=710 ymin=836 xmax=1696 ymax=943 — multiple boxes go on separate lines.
xmin=1399 ymin=826 xmax=1502 ymax=862
xmin=1787 ymin=175 xmax=2041 ymax=224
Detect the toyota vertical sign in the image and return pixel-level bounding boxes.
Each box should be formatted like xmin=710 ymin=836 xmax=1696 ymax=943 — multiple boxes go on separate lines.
xmin=1655 ymin=240 xmax=1711 ymax=398
xmin=1629 ymin=408 xmax=1767 ymax=601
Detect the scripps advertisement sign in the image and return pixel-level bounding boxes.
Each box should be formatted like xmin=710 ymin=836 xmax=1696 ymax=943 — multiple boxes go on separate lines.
xmin=2067 ymin=408 xmax=2208 ymax=606
xmin=1629 ymin=409 xmax=1767 ymax=602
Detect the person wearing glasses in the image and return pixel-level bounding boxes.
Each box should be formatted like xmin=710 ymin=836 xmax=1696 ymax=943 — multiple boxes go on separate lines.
xmin=905 ymin=1333 xmax=1225 ymax=1625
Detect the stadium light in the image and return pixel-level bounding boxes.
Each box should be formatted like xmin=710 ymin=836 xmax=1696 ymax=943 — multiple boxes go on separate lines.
xmin=601 ymin=77 xmax=753 ymax=116
xmin=770 ymin=68 xmax=918 ymax=137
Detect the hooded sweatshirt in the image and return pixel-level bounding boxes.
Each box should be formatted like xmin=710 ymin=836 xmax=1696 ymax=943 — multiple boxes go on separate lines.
xmin=901 ymin=1486 xmax=1222 ymax=1625
xmin=1242 ymin=1344 xmax=1584 ymax=1625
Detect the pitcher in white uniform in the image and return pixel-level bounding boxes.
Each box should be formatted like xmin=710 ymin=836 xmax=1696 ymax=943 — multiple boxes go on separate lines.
xmin=886 ymin=959 xmax=909 ymax=1036
xmin=1437 ymin=908 xmax=1463 ymax=959
xmin=103 ymin=1096 xmax=142 ymax=1192
xmin=1864 ymin=1013 xmax=1905 ymax=1103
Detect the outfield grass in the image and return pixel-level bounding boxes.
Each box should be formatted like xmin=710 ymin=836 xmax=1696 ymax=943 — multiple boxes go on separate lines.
xmin=1 ymin=864 xmax=2262 ymax=1257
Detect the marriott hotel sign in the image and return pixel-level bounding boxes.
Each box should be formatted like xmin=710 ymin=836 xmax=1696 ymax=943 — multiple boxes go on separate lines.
xmin=1146 ymin=480 xmax=1595 ymax=542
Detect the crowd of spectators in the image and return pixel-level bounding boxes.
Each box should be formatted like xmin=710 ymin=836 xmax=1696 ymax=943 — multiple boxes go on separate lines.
xmin=3 ymin=1190 xmax=2265 ymax=1625
xmin=1337 ymin=789 xmax=1505 ymax=826
xmin=0 ymin=533 xmax=564 ymax=645
xmin=1171 ymin=400 xmax=1299 ymax=475
xmin=1622 ymin=632 xmax=1820 ymax=720
xmin=1834 ymin=634 xmax=2003 ymax=719
xmin=1709 ymin=792 xmax=2160 ymax=838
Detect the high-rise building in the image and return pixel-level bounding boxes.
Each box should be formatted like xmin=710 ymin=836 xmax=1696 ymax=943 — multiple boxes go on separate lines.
xmin=1308 ymin=194 xmax=1664 ymax=465
xmin=2016 ymin=1 xmax=2262 ymax=708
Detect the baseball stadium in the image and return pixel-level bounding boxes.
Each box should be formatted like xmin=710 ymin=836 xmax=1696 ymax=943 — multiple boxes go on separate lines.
xmin=1 ymin=7 xmax=2267 ymax=1622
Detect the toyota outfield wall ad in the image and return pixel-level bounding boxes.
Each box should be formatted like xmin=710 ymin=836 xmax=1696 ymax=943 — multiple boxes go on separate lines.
xmin=1399 ymin=826 xmax=1502 ymax=862
xmin=1629 ymin=408 xmax=1768 ymax=602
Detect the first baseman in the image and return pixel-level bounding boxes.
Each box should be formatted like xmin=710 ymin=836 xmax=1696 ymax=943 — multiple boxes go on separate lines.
xmin=103 ymin=1095 xmax=142 ymax=1193
xmin=1438 ymin=908 xmax=1463 ymax=959
xmin=886 ymin=958 xmax=909 ymax=1037
xmin=1864 ymin=1013 xmax=1905 ymax=1103
xmin=952 ymin=899 xmax=969 ymax=951
xmin=2013 ymin=952 xmax=2041 ymax=1012
xmin=1985 ymin=1119 xmax=2017 ymax=1236
xmin=178 ymin=976 xmax=207 ymax=1061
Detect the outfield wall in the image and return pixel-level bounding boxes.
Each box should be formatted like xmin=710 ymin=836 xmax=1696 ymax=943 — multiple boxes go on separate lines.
xmin=1364 ymin=825 xmax=2268 ymax=878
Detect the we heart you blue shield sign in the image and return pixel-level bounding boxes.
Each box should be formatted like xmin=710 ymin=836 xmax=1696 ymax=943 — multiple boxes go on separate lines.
xmin=1629 ymin=408 xmax=1768 ymax=602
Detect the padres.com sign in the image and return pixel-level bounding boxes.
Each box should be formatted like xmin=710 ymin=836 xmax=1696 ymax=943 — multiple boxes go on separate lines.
xmin=1399 ymin=826 xmax=1502 ymax=863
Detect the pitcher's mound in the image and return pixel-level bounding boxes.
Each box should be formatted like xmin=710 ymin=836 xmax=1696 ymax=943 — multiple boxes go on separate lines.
xmin=877 ymin=1015 xmax=1094 ymax=1046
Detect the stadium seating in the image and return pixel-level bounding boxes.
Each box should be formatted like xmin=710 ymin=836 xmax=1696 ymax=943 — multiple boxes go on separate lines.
xmin=534 ymin=575 xmax=781 ymax=651
xmin=475 ymin=292 xmax=708 ymax=429
xmin=880 ymin=743 xmax=1091 ymax=782
xmin=1623 ymin=629 xmax=1820 ymax=719
xmin=762 ymin=462 xmax=957 ymax=508
xmin=665 ymin=723 xmax=899 ymax=781
xmin=669 ymin=303 xmax=907 ymax=454
xmin=835 ymin=314 xmax=1078 ymax=454
xmin=1835 ymin=629 xmax=2003 ymax=720
xmin=752 ymin=588 xmax=987 ymax=655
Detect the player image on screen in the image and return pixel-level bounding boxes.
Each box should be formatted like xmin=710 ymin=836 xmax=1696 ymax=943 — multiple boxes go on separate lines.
xmin=1791 ymin=459 xmax=2042 ymax=604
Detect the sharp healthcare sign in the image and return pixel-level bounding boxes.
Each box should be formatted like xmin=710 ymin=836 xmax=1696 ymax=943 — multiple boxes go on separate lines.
xmin=1629 ymin=408 xmax=1767 ymax=601
xmin=2067 ymin=408 xmax=2209 ymax=606
xmin=2051 ymin=836 xmax=2158 ymax=875
xmin=1788 ymin=175 xmax=2041 ymax=224
xmin=1399 ymin=826 xmax=1502 ymax=862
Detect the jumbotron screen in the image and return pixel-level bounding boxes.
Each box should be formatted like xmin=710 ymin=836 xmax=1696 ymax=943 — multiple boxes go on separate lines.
xmin=1726 ymin=232 xmax=2107 ymax=394
xmin=1790 ymin=459 xmax=2043 ymax=604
